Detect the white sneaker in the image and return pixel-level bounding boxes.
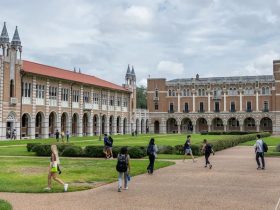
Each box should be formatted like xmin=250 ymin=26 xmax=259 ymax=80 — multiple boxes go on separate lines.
xmin=44 ymin=187 xmax=51 ymax=191
xmin=64 ymin=183 xmax=68 ymax=192
xmin=124 ymin=187 xmax=128 ymax=190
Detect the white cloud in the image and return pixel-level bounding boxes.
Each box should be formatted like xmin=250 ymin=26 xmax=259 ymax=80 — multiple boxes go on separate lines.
xmin=124 ymin=6 xmax=153 ymax=25
xmin=157 ymin=60 xmax=184 ymax=75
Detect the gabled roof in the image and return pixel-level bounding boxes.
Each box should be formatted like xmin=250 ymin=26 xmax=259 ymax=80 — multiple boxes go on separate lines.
xmin=22 ymin=60 xmax=129 ymax=92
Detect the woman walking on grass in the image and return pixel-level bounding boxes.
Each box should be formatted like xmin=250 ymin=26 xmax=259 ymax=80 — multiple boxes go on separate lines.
xmin=147 ymin=138 xmax=158 ymax=174
xmin=45 ymin=145 xmax=68 ymax=192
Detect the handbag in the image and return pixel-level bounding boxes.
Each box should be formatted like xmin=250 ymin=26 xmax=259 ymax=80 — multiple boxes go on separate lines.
xmin=51 ymin=162 xmax=58 ymax=173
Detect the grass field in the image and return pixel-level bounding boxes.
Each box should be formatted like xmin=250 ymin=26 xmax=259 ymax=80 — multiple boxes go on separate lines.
xmin=0 ymin=200 xmax=12 ymax=210
xmin=0 ymin=156 xmax=173 ymax=193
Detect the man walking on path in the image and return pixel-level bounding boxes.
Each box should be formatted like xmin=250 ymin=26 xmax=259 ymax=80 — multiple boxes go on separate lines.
xmin=255 ymin=134 xmax=265 ymax=170
xmin=183 ymin=135 xmax=196 ymax=163
xmin=201 ymin=139 xmax=214 ymax=169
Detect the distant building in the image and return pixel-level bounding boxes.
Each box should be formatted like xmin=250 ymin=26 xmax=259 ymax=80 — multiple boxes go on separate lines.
xmin=147 ymin=63 xmax=280 ymax=135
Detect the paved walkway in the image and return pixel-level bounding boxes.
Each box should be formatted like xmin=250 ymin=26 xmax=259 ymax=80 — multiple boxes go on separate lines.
xmin=1 ymin=146 xmax=280 ymax=210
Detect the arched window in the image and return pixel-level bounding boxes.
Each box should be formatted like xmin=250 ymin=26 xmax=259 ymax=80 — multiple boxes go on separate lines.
xmin=187 ymin=89 xmax=190 ymax=96
xmin=168 ymin=90 xmax=171 ymax=96
xmin=172 ymin=90 xmax=176 ymax=96
xmin=202 ymin=89 xmax=205 ymax=96
xmin=265 ymin=87 xmax=270 ymax=95
xmin=183 ymin=89 xmax=186 ymax=96
xmin=262 ymin=87 xmax=265 ymax=95
xmin=198 ymin=89 xmax=201 ymax=96
xmin=155 ymin=89 xmax=159 ymax=97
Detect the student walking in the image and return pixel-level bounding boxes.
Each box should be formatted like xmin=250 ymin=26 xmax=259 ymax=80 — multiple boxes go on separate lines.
xmin=201 ymin=139 xmax=214 ymax=169
xmin=103 ymin=134 xmax=110 ymax=159
xmin=45 ymin=145 xmax=68 ymax=191
xmin=146 ymin=138 xmax=158 ymax=174
xmin=107 ymin=136 xmax=114 ymax=159
xmin=61 ymin=131 xmax=65 ymax=143
xmin=254 ymin=134 xmax=266 ymax=170
xmin=116 ymin=147 xmax=130 ymax=192
xmin=183 ymin=135 xmax=196 ymax=163
xmin=55 ymin=130 xmax=60 ymax=142
xmin=66 ymin=130 xmax=70 ymax=143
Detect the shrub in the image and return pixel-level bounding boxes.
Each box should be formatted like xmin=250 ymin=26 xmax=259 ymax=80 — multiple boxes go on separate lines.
xmin=275 ymin=144 xmax=280 ymax=152
xmin=61 ymin=146 xmax=83 ymax=157
xmin=27 ymin=143 xmax=41 ymax=152
xmin=158 ymin=145 xmax=174 ymax=154
xmin=128 ymin=147 xmax=146 ymax=158
xmin=174 ymin=145 xmax=201 ymax=155
xmin=32 ymin=144 xmax=51 ymax=156
xmin=84 ymin=146 xmax=104 ymax=158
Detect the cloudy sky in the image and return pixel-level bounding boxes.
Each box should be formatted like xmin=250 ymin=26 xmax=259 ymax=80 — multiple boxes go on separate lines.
xmin=2 ymin=0 xmax=280 ymax=86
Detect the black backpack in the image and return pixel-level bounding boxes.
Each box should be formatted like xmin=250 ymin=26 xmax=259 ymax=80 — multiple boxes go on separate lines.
xmin=205 ymin=144 xmax=213 ymax=154
xmin=262 ymin=141 xmax=268 ymax=153
xmin=116 ymin=154 xmax=128 ymax=172
xmin=147 ymin=145 xmax=154 ymax=156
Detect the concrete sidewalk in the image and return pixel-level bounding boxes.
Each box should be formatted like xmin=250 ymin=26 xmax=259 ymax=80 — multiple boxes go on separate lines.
xmin=0 ymin=146 xmax=280 ymax=210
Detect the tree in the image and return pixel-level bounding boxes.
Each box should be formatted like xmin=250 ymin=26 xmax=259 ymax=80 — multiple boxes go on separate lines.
xmin=136 ymin=86 xmax=147 ymax=109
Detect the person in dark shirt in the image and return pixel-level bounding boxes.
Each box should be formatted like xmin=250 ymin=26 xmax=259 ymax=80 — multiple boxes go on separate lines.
xmin=201 ymin=139 xmax=215 ymax=169
xmin=183 ymin=135 xmax=196 ymax=163
xmin=55 ymin=130 xmax=60 ymax=142
xmin=103 ymin=134 xmax=110 ymax=159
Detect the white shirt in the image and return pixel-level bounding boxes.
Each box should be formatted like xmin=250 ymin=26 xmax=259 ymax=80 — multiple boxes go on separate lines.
xmin=255 ymin=139 xmax=263 ymax=153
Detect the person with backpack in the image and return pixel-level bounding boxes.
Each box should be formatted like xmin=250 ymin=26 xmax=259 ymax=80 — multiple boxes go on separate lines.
xmin=116 ymin=147 xmax=130 ymax=192
xmin=45 ymin=145 xmax=68 ymax=192
xmin=254 ymin=134 xmax=266 ymax=170
xmin=55 ymin=130 xmax=60 ymax=142
xmin=201 ymin=139 xmax=214 ymax=169
xmin=107 ymin=136 xmax=114 ymax=159
xmin=103 ymin=134 xmax=110 ymax=159
xmin=183 ymin=135 xmax=196 ymax=163
xmin=146 ymin=138 xmax=158 ymax=174
xmin=66 ymin=130 xmax=70 ymax=143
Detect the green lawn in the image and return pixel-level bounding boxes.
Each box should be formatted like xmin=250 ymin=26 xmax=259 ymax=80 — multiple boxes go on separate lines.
xmin=240 ymin=136 xmax=280 ymax=146
xmin=0 ymin=157 xmax=173 ymax=193
xmin=0 ymin=200 xmax=12 ymax=210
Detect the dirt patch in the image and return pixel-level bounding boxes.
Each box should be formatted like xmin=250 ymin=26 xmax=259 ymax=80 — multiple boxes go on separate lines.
xmin=13 ymin=167 xmax=47 ymax=175
xmin=70 ymin=181 xmax=107 ymax=188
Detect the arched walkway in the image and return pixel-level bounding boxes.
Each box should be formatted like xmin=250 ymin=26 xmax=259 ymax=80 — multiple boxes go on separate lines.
xmin=35 ymin=112 xmax=44 ymax=138
xmin=180 ymin=118 xmax=193 ymax=133
xmin=83 ymin=113 xmax=90 ymax=136
xmin=227 ymin=117 xmax=240 ymax=131
xmin=166 ymin=118 xmax=178 ymax=133
xmin=49 ymin=112 xmax=57 ymax=136
xmin=109 ymin=115 xmax=114 ymax=135
xmin=212 ymin=117 xmax=223 ymax=131
xmin=123 ymin=118 xmax=127 ymax=134
xmin=93 ymin=114 xmax=99 ymax=135
xmin=244 ymin=117 xmax=256 ymax=132
xmin=61 ymin=112 xmax=68 ymax=133
xmin=260 ymin=117 xmax=272 ymax=132
xmin=196 ymin=118 xmax=207 ymax=132
xmin=154 ymin=121 xmax=160 ymax=134
xmin=116 ymin=116 xmax=121 ymax=134
xmin=21 ymin=113 xmax=31 ymax=138
xmin=72 ymin=113 xmax=79 ymax=136
xmin=6 ymin=112 xmax=16 ymax=139
xmin=146 ymin=119 xmax=149 ymax=133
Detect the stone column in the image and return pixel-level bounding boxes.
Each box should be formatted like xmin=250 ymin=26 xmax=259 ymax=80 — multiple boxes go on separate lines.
xmin=177 ymin=90 xmax=180 ymax=112
xmin=256 ymin=90 xmax=259 ymax=112
xmin=223 ymin=90 xmax=226 ymax=112
xmin=177 ymin=121 xmax=181 ymax=134
xmin=192 ymin=90 xmax=196 ymax=112
xmin=44 ymin=79 xmax=50 ymax=138
xmin=78 ymin=85 xmax=83 ymax=137
xmin=161 ymin=119 xmax=167 ymax=134
xmin=57 ymin=81 xmax=62 ymax=133
xmin=239 ymin=90 xmax=243 ymax=112
xmin=192 ymin=123 xmax=196 ymax=134
xmin=208 ymin=92 xmax=210 ymax=112
xmin=208 ymin=125 xmax=211 ymax=132
xmin=239 ymin=122 xmax=244 ymax=132
xmin=30 ymin=76 xmax=36 ymax=139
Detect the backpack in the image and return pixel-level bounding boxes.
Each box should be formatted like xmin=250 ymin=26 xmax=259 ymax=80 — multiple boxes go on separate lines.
xmin=116 ymin=154 xmax=128 ymax=172
xmin=147 ymin=145 xmax=154 ymax=156
xmin=205 ymin=144 xmax=213 ymax=154
xmin=262 ymin=141 xmax=268 ymax=153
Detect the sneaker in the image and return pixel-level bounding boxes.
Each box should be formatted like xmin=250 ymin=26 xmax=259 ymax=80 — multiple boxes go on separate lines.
xmin=209 ymin=164 xmax=212 ymax=169
xmin=262 ymin=167 xmax=265 ymax=170
xmin=44 ymin=187 xmax=51 ymax=191
xmin=204 ymin=165 xmax=207 ymax=168
xmin=64 ymin=184 xmax=68 ymax=192
xmin=118 ymin=187 xmax=121 ymax=192
xmin=257 ymin=166 xmax=261 ymax=170
xmin=124 ymin=187 xmax=128 ymax=190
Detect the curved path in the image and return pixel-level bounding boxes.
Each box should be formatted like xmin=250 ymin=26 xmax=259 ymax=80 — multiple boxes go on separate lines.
xmin=0 ymin=146 xmax=280 ymax=210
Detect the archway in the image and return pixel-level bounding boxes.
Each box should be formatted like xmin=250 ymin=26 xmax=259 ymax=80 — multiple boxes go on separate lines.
xmin=72 ymin=113 xmax=78 ymax=136
xmin=244 ymin=117 xmax=256 ymax=132
xmin=109 ymin=115 xmax=114 ymax=135
xmin=135 ymin=119 xmax=140 ymax=134
xmin=227 ymin=117 xmax=240 ymax=131
xmin=154 ymin=120 xmax=160 ymax=134
xmin=61 ymin=112 xmax=68 ymax=133
xmin=181 ymin=118 xmax=193 ymax=133
xmin=49 ymin=112 xmax=57 ymax=136
xmin=166 ymin=118 xmax=178 ymax=133
xmin=21 ymin=113 xmax=31 ymax=138
xmin=146 ymin=119 xmax=149 ymax=133
xmin=93 ymin=114 xmax=99 ymax=135
xmin=116 ymin=116 xmax=121 ymax=134
xmin=212 ymin=118 xmax=223 ymax=131
xmin=123 ymin=118 xmax=127 ymax=134
xmin=196 ymin=118 xmax=207 ymax=132
xmin=101 ymin=115 xmax=106 ymax=134
xmin=6 ymin=112 xmax=16 ymax=139
xmin=83 ymin=113 xmax=89 ymax=136
xmin=260 ymin=117 xmax=272 ymax=132
xmin=35 ymin=112 xmax=44 ymax=138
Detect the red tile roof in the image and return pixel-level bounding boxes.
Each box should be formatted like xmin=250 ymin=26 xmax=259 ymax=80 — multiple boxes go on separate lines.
xmin=22 ymin=60 xmax=130 ymax=92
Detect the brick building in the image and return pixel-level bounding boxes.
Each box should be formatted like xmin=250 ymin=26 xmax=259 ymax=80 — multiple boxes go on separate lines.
xmin=0 ymin=22 xmax=149 ymax=140
xmin=147 ymin=63 xmax=280 ymax=135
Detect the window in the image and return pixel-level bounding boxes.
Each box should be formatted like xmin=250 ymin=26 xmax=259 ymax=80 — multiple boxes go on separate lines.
xmin=184 ymin=103 xmax=189 ymax=112
xmin=214 ymin=102 xmax=220 ymax=112
xmin=230 ymin=101 xmax=235 ymax=112
xmin=102 ymin=93 xmax=107 ymax=105
xmin=187 ymin=89 xmax=190 ymax=96
xmin=110 ymin=96 xmax=114 ymax=106
xmin=123 ymin=98 xmax=128 ymax=107
xmin=168 ymin=90 xmax=172 ymax=96
xmin=213 ymin=88 xmax=221 ymax=98
xmin=182 ymin=89 xmax=186 ymax=96
xmin=83 ymin=91 xmax=90 ymax=103
xmin=263 ymin=101 xmax=269 ymax=111
xmin=155 ymin=89 xmax=159 ymax=98
xmin=72 ymin=90 xmax=80 ymax=102
xmin=49 ymin=86 xmax=57 ymax=100
xmin=93 ymin=92 xmax=99 ymax=104
xmin=228 ymin=87 xmax=238 ymax=96
xmin=198 ymin=89 xmax=205 ymax=96
xmin=169 ymin=103 xmax=174 ymax=112
xmin=246 ymin=101 xmax=252 ymax=111
xmin=22 ymin=82 xmax=32 ymax=97
xmin=172 ymin=90 xmax=176 ymax=96
xmin=117 ymin=96 xmax=121 ymax=106
xmin=36 ymin=84 xmax=45 ymax=99
xmin=155 ymin=103 xmax=158 ymax=110
xmin=198 ymin=89 xmax=201 ymax=96
xmin=61 ymin=88 xmax=68 ymax=101
xmin=261 ymin=87 xmax=270 ymax=95
xmin=244 ymin=87 xmax=254 ymax=95
xmin=199 ymin=102 xmax=204 ymax=112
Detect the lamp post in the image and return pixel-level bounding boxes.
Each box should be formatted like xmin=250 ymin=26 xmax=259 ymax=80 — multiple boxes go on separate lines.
xmin=99 ymin=112 xmax=102 ymax=141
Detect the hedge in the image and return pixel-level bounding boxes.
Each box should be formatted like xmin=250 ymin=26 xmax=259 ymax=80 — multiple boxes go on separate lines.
xmin=201 ymin=131 xmax=258 ymax=135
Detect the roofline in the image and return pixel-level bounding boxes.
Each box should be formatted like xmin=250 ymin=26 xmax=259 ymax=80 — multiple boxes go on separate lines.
xmin=22 ymin=60 xmax=131 ymax=93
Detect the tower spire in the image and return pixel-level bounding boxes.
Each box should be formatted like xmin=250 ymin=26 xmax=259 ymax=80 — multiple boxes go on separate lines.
xmin=11 ymin=26 xmax=21 ymax=47
xmin=0 ymin=22 xmax=9 ymax=44
xmin=126 ymin=64 xmax=131 ymax=75
xmin=131 ymin=65 xmax=136 ymax=81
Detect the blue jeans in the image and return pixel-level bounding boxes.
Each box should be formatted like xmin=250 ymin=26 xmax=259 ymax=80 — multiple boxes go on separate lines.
xmin=118 ymin=172 xmax=128 ymax=189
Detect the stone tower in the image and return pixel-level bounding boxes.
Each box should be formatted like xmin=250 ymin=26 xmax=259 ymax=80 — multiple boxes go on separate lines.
xmin=0 ymin=22 xmax=22 ymax=139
